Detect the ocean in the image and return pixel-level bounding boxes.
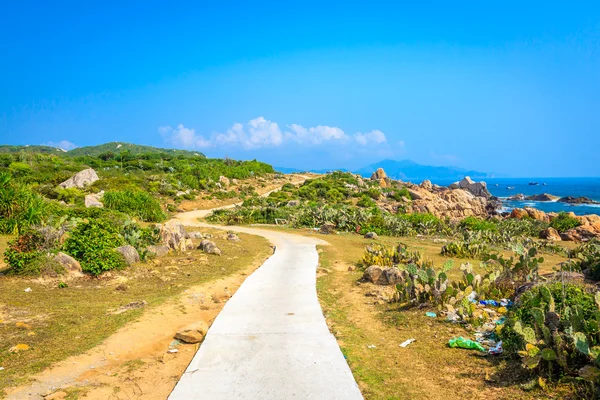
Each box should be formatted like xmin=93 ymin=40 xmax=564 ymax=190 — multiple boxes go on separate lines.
xmin=430 ymin=177 xmax=600 ymax=216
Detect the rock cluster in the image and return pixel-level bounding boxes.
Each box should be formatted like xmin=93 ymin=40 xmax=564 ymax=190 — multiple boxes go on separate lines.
xmin=198 ymin=239 xmax=222 ymax=256
xmin=116 ymin=245 xmax=140 ymax=265
xmin=363 ymin=265 xmax=402 ymax=285
xmin=449 ymin=176 xmax=492 ymax=199
xmin=85 ymin=191 xmax=104 ymax=208
xmin=59 ymin=168 xmax=99 ymax=189
xmin=159 ymin=219 xmax=194 ymax=252
xmin=370 ymin=168 xmax=391 ymax=188
xmin=407 ymin=185 xmax=489 ymax=220
xmin=510 ymin=208 xmax=600 ymax=241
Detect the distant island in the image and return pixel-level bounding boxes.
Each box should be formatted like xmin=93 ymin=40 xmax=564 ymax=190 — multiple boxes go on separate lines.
xmin=276 ymin=159 xmax=489 ymax=181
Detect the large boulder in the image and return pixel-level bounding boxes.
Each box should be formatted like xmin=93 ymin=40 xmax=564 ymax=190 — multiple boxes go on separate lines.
xmin=146 ymin=244 xmax=170 ymax=257
xmin=84 ymin=191 xmax=104 ymax=208
xmin=408 ymin=187 xmax=488 ymax=221
xmin=116 ymin=245 xmax=140 ymax=265
xmin=510 ymin=207 xmax=550 ymax=222
xmin=455 ymin=176 xmax=492 ymax=199
xmin=319 ymin=223 xmax=336 ymax=235
xmin=370 ymin=168 xmax=387 ymax=180
xmin=227 ymin=233 xmax=241 ymax=242
xmin=59 ymin=168 xmax=99 ymax=189
xmin=159 ymin=219 xmax=193 ymax=252
xmin=198 ymin=240 xmax=222 ymax=256
xmin=526 ymin=193 xmax=560 ymax=202
xmin=52 ymin=252 xmax=83 ymax=278
xmin=508 ymin=193 xmax=525 ymax=201
xmin=541 ymin=227 xmax=562 ymax=242
xmin=364 ymin=232 xmax=378 ymax=240
xmin=420 ymin=180 xmax=433 ymax=191
xmin=559 ymin=196 xmax=599 ymax=205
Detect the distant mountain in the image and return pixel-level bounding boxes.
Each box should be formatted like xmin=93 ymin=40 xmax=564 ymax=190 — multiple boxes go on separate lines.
xmin=354 ymin=159 xmax=488 ymax=181
xmin=276 ymin=159 xmax=489 ymax=182
xmin=66 ymin=142 xmax=205 ymax=158
xmin=0 ymin=145 xmax=68 ymax=154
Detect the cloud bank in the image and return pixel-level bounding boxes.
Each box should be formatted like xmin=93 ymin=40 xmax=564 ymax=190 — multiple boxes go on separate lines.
xmin=159 ymin=117 xmax=391 ymax=151
xmin=44 ymin=140 xmax=78 ymax=150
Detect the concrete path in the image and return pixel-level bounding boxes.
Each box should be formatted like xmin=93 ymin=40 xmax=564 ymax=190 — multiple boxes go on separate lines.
xmin=169 ymin=213 xmax=363 ymax=399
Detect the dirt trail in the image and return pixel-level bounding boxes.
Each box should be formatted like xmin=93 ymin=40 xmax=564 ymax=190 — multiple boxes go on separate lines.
xmin=3 ymin=176 xmax=308 ymax=400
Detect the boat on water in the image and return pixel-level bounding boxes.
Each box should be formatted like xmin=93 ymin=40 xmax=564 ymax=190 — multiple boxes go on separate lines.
xmin=507 ymin=186 xmax=515 ymax=190
xmin=529 ymin=181 xmax=539 ymax=186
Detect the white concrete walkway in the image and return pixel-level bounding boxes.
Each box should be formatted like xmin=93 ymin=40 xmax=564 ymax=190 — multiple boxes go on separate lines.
xmin=168 ymin=219 xmax=363 ymax=399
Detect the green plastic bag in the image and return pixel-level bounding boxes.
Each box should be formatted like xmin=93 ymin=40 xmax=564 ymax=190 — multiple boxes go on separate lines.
xmin=448 ymin=336 xmax=485 ymax=352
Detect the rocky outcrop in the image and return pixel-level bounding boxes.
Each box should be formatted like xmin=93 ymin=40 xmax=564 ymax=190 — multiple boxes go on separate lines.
xmin=452 ymin=176 xmax=492 ymax=199
xmin=420 ymin=180 xmax=433 ymax=191
xmin=159 ymin=219 xmax=194 ymax=252
xmin=559 ymin=196 xmax=599 ymax=204
xmin=510 ymin=207 xmax=550 ymax=222
xmin=219 ymin=176 xmax=230 ymax=187
xmin=407 ymin=185 xmax=489 ymax=220
xmin=541 ymin=227 xmax=561 ymax=242
xmin=363 ymin=265 xmax=402 ymax=285
xmin=116 ymin=245 xmax=140 ymax=265
xmin=508 ymin=194 xmax=525 ymax=201
xmin=370 ymin=168 xmax=387 ymax=180
xmin=59 ymin=168 xmax=99 ymax=189
xmin=52 ymin=252 xmax=83 ymax=278
xmin=84 ymin=191 xmax=104 ymax=208
xmin=198 ymin=239 xmax=222 ymax=256
xmin=526 ymin=193 xmax=560 ymax=202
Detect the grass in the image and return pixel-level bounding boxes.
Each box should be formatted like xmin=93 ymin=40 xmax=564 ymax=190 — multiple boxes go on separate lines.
xmin=309 ymin=230 xmax=574 ymax=399
xmin=0 ymin=228 xmax=270 ymax=393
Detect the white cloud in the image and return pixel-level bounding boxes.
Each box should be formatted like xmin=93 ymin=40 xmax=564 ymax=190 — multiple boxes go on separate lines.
xmin=213 ymin=117 xmax=283 ymax=149
xmin=44 ymin=140 xmax=78 ymax=150
xmin=159 ymin=124 xmax=211 ymax=149
xmin=353 ymin=130 xmax=387 ymax=146
xmin=285 ymin=124 xmax=347 ymax=144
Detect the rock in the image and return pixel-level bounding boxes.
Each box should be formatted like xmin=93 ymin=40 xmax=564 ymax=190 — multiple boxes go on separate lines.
xmin=456 ymin=176 xmax=492 ymax=198
xmin=525 ymin=193 xmax=560 ymax=202
xmin=559 ymin=196 xmax=599 ymax=204
xmin=561 ymin=230 xmax=582 ymax=242
xmin=508 ymin=193 xmax=525 ymax=201
xmin=160 ymin=219 xmax=193 ymax=252
xmin=219 ymin=176 xmax=230 ymax=187
xmin=146 ymin=244 xmax=170 ymax=257
xmin=115 ymin=245 xmax=140 ymax=265
xmin=357 ymin=177 xmax=365 ymax=187
xmin=541 ymin=227 xmax=561 ymax=242
xmin=510 ymin=207 xmax=550 ymax=222
xmin=364 ymin=232 xmax=378 ymax=239
xmin=363 ymin=266 xmax=402 ymax=285
xmin=189 ymin=232 xmax=204 ymax=239
xmin=287 ymin=200 xmax=300 ymax=207
xmin=319 ymin=223 xmax=336 ymax=234
xmin=231 ymin=179 xmax=238 ymax=185
xmin=561 ymin=225 xmax=600 ymax=242
xmin=227 ymin=233 xmax=241 ymax=242
xmin=84 ymin=191 xmax=104 ymax=208
xmin=370 ymin=168 xmax=387 ymax=180
xmin=44 ymin=392 xmax=68 ymax=400
xmin=59 ymin=168 xmax=99 ymax=189
xmin=363 ymin=265 xmax=384 ymax=284
xmin=407 ymin=189 xmax=423 ymax=200
xmin=420 ymin=180 xmax=433 ymax=191
xmin=408 ymin=187 xmax=488 ymax=221
xmin=52 ymin=252 xmax=83 ymax=278
xmin=198 ymin=240 xmax=222 ymax=256
xmin=174 ymin=329 xmax=205 ymax=344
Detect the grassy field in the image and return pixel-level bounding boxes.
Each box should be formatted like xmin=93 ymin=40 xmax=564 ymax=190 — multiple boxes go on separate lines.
xmin=311 ymin=231 xmax=575 ymax=399
xmin=0 ymin=229 xmax=270 ymax=394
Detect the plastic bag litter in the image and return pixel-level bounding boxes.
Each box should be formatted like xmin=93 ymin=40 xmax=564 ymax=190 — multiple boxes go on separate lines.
xmin=448 ymin=337 xmax=486 ymax=352
xmin=399 ymin=339 xmax=416 ymax=348
xmin=425 ymin=312 xmax=437 ymax=318
xmin=488 ymin=341 xmax=503 ymax=355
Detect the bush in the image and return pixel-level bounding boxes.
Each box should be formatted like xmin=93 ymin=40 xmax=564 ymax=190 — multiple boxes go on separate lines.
xmin=550 ymin=212 xmax=581 ymax=233
xmin=389 ymin=187 xmax=411 ymax=201
xmin=441 ymin=240 xmax=490 ymax=259
xmin=62 ymin=219 xmax=126 ymax=275
xmin=103 ymin=190 xmax=166 ymax=222
xmin=357 ymin=195 xmax=376 ymax=208
xmin=0 ymin=173 xmax=49 ymax=234
xmin=458 ymin=216 xmax=498 ymax=232
xmin=3 ymin=230 xmax=45 ymax=274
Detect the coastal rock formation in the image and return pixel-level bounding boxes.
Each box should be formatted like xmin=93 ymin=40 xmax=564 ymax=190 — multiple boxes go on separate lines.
xmin=559 ymin=196 xmax=599 ymax=204
xmin=541 ymin=227 xmax=562 ymax=242
xmin=370 ymin=168 xmax=387 ymax=180
xmin=510 ymin=207 xmax=550 ymax=222
xmin=508 ymin=194 xmax=525 ymax=201
xmin=420 ymin=180 xmax=433 ymax=191
xmin=525 ymin=193 xmax=560 ymax=202
xmin=406 ymin=185 xmax=489 ymax=220
xmin=449 ymin=176 xmax=492 ymax=199
xmin=59 ymin=168 xmax=99 ymax=189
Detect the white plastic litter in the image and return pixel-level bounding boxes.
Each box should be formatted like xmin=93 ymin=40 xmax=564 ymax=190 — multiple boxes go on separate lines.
xmin=367 ymin=344 xmax=377 ymax=349
xmin=399 ymin=339 xmax=416 ymax=348
xmin=24 ymin=288 xmax=32 ymax=293
xmin=167 ymin=349 xmax=179 ymax=354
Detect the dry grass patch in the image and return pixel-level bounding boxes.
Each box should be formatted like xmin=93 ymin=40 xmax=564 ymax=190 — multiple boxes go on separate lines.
xmin=0 ymin=228 xmax=270 ymax=394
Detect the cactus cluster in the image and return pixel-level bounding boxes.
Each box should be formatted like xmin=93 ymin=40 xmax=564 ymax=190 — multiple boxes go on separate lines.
xmin=505 ymin=284 xmax=600 ymax=386
xmin=392 ymin=260 xmax=453 ymax=305
xmin=440 ymin=239 xmax=490 ymax=259
xmin=362 ymin=243 xmax=422 ymax=268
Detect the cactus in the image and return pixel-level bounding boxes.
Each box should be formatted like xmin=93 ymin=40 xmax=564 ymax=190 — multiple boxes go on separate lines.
xmin=574 ymin=332 xmax=590 ymax=356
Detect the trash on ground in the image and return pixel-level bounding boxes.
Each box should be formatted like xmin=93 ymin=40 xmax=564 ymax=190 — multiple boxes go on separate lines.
xmin=0 ymin=367 xmax=4 ymax=371
xmin=446 ymin=311 xmax=460 ymax=322
xmin=425 ymin=312 xmax=437 ymax=318
xmin=167 ymin=349 xmax=179 ymax=354
xmin=467 ymin=291 xmax=477 ymax=302
xmin=367 ymin=344 xmax=377 ymax=349
xmin=479 ymin=299 xmax=500 ymax=307
xmin=448 ymin=337 xmax=486 ymax=352
xmin=24 ymin=288 xmax=32 ymax=293
xmin=494 ymin=316 xmax=506 ymax=325
xmin=488 ymin=341 xmax=503 ymax=355
xmin=399 ymin=339 xmax=416 ymax=348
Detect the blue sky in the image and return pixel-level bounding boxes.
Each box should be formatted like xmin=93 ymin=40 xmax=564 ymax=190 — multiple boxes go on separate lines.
xmin=1 ymin=1 xmax=599 ymax=176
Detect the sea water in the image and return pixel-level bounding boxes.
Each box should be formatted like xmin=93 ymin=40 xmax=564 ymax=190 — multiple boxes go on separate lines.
xmin=430 ymin=177 xmax=600 ymax=216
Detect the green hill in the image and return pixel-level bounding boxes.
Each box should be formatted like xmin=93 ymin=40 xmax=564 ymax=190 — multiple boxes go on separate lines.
xmin=0 ymin=145 xmax=68 ymax=154
xmin=66 ymin=142 xmax=205 ymax=158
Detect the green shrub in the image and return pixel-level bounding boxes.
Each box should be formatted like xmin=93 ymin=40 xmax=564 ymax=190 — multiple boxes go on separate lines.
xmin=0 ymin=173 xmax=49 ymax=234
xmin=441 ymin=240 xmax=490 ymax=259
xmin=3 ymin=230 xmax=45 ymax=274
xmin=458 ymin=216 xmax=498 ymax=232
xmin=103 ymin=190 xmax=166 ymax=222
xmin=550 ymin=212 xmax=581 ymax=233
xmin=389 ymin=187 xmax=411 ymax=201
xmin=357 ymin=195 xmax=376 ymax=208
xmin=62 ymin=219 xmax=126 ymax=275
